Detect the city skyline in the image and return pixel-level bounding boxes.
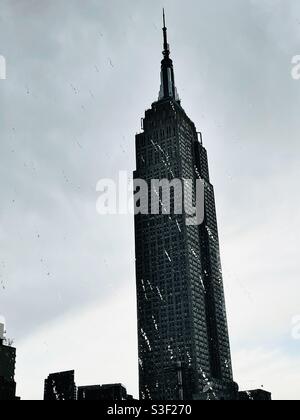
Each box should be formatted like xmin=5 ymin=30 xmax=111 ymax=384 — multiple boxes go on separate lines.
xmin=0 ymin=1 xmax=299 ymax=400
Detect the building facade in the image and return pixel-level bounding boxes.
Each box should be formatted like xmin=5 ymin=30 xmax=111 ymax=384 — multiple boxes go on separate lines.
xmin=239 ymin=390 xmax=272 ymax=401
xmin=0 ymin=323 xmax=18 ymax=401
xmin=44 ymin=370 xmax=76 ymax=401
xmin=134 ymin=13 xmax=238 ymax=400
xmin=78 ymin=384 xmax=132 ymax=401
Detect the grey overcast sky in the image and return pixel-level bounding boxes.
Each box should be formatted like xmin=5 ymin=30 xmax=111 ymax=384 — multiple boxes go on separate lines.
xmin=0 ymin=0 xmax=300 ymax=400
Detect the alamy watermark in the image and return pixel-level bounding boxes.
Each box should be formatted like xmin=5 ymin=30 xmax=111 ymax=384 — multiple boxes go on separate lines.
xmin=96 ymin=171 xmax=205 ymax=226
xmin=291 ymin=56 xmax=300 ymax=80
xmin=0 ymin=55 xmax=6 ymax=80
xmin=291 ymin=315 xmax=300 ymax=340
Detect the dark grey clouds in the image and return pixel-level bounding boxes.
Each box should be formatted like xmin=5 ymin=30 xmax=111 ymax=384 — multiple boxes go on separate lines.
xmin=0 ymin=0 xmax=300 ymax=399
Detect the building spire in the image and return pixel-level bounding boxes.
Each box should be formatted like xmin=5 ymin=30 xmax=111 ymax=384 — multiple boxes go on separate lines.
xmin=158 ymin=9 xmax=180 ymax=102
xmin=162 ymin=8 xmax=169 ymax=57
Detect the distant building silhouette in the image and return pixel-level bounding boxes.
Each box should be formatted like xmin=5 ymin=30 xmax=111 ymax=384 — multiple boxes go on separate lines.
xmin=239 ymin=389 xmax=272 ymax=401
xmin=0 ymin=323 xmax=19 ymax=401
xmin=44 ymin=370 xmax=76 ymax=401
xmin=77 ymin=384 xmax=133 ymax=401
xmin=0 ymin=334 xmax=17 ymax=401
xmin=44 ymin=370 xmax=133 ymax=401
xmin=134 ymin=11 xmax=238 ymax=400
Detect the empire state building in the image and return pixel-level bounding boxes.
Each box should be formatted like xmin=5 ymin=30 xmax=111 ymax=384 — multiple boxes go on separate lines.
xmin=134 ymin=11 xmax=238 ymax=400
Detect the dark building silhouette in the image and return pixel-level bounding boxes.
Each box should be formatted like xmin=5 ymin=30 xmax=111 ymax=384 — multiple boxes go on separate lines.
xmin=44 ymin=370 xmax=76 ymax=401
xmin=239 ymin=390 xmax=272 ymax=401
xmin=77 ymin=384 xmax=133 ymax=401
xmin=134 ymin=12 xmax=238 ymax=400
xmin=0 ymin=323 xmax=18 ymax=401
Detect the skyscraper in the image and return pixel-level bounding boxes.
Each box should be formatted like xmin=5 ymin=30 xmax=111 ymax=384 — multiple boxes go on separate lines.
xmin=0 ymin=323 xmax=18 ymax=401
xmin=134 ymin=12 xmax=238 ymax=400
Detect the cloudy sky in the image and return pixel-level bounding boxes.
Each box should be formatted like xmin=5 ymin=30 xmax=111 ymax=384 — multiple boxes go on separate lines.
xmin=0 ymin=0 xmax=299 ymax=400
